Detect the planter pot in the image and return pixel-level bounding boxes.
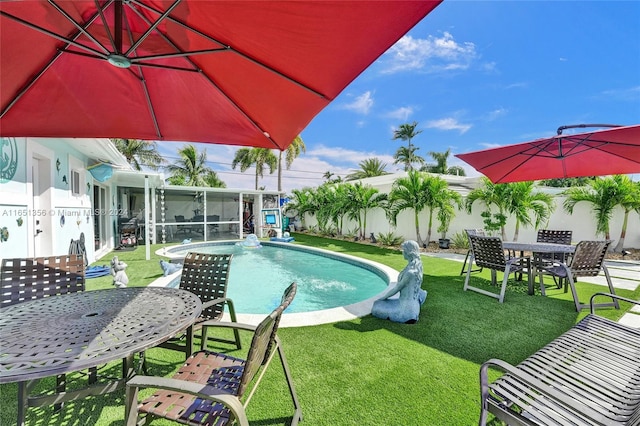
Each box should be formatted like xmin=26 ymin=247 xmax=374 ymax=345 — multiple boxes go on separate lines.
xmin=438 ymin=238 xmax=450 ymax=249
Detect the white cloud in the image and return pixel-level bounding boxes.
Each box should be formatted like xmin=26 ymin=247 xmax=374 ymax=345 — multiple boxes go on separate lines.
xmin=339 ymin=91 xmax=374 ymax=115
xmin=385 ymin=106 xmax=414 ymax=121
xmin=599 ymin=86 xmax=640 ymax=102
xmin=379 ymin=32 xmax=477 ymax=74
xmin=426 ymin=117 xmax=472 ymax=134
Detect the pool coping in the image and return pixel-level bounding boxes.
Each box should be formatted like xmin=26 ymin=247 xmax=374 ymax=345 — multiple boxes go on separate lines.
xmin=152 ymin=240 xmax=399 ymax=327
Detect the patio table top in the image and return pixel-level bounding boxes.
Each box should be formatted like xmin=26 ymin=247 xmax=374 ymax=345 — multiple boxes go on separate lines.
xmin=0 ymin=287 xmax=201 ymax=384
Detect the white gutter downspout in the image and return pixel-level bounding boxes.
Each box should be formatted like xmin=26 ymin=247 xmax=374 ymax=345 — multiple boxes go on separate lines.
xmin=144 ymin=175 xmax=150 ymax=260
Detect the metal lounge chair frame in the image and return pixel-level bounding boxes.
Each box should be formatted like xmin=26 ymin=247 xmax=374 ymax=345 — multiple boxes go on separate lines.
xmin=463 ymin=235 xmax=531 ymax=304
xmin=537 ymin=240 xmax=620 ymax=311
xmin=126 ymin=282 xmax=302 ymax=426
xmin=158 ymin=252 xmax=241 ymax=358
xmin=460 ymin=228 xmax=484 ymax=276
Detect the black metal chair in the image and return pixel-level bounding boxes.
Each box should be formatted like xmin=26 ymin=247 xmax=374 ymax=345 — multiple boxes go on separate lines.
xmin=537 ymin=240 xmax=620 ymax=311
xmin=158 ymin=252 xmax=241 ymax=358
xmin=126 ymin=283 xmax=302 ymax=426
xmin=463 ymin=235 xmax=531 ymax=304
xmin=534 ymin=229 xmax=573 ymax=290
xmin=459 ymin=229 xmax=485 ymax=276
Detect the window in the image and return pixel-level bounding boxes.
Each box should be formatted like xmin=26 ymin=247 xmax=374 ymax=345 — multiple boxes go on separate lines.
xmin=265 ymin=214 xmax=277 ymax=225
xmin=71 ymin=169 xmax=81 ymax=196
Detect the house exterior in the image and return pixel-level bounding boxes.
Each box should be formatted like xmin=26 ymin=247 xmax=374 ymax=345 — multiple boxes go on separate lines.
xmin=0 ymin=137 xmax=285 ymax=263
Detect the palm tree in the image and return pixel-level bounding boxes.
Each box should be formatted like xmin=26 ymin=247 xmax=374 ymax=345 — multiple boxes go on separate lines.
xmin=203 ymin=170 xmax=226 ymax=188
xmin=286 ymin=187 xmax=317 ymax=229
xmin=345 ymin=158 xmax=390 ymax=181
xmin=422 ymin=149 xmax=466 ymax=176
xmin=277 ymin=135 xmax=305 ymax=192
xmin=165 ymin=144 xmax=212 ymax=186
xmin=386 ymin=170 xmax=432 ymax=246
xmin=392 ymin=122 xmax=424 ymax=171
xmin=465 ymin=177 xmax=511 ymax=239
xmin=232 ymin=148 xmax=278 ymax=190
xmin=505 ymin=181 xmax=555 ymax=241
xmin=563 ymin=175 xmax=639 ymax=251
xmin=393 ymin=145 xmax=425 ymax=172
xmin=347 ymin=183 xmax=388 ymax=238
xmin=615 ymin=180 xmax=640 ymax=252
xmin=112 ymin=139 xmax=164 ymax=170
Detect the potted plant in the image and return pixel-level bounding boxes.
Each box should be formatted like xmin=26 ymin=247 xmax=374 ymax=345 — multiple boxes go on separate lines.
xmin=437 ymin=203 xmax=456 ymax=249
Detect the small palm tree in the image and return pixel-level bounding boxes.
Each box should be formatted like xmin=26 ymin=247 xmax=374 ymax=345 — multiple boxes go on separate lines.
xmin=232 ymin=148 xmax=278 ymax=190
xmin=165 ymin=144 xmax=212 ymax=186
xmin=387 ymin=170 xmax=431 ymax=246
xmin=277 ymin=135 xmax=305 ymax=192
xmin=563 ymin=175 xmax=638 ymax=251
xmin=112 ymin=139 xmax=164 ymax=171
xmin=346 ymin=183 xmax=388 ymax=238
xmin=392 ymin=122 xmax=424 ymax=171
xmin=465 ymin=177 xmax=511 ymax=239
xmin=505 ymin=181 xmax=555 ymax=241
xmin=203 ymin=171 xmax=226 ymax=188
xmin=345 ymin=158 xmax=390 ymax=181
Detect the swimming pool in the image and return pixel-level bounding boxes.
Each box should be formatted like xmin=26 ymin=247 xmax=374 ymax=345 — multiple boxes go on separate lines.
xmin=152 ymin=241 xmax=398 ymax=327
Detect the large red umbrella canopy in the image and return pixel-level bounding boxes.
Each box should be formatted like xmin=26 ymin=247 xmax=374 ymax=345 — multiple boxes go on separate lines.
xmin=0 ymin=0 xmax=441 ymax=151
xmin=455 ymin=124 xmax=640 ymax=183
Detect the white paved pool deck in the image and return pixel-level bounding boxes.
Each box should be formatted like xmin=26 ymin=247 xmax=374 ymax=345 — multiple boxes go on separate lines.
xmin=423 ymin=252 xmax=640 ymax=328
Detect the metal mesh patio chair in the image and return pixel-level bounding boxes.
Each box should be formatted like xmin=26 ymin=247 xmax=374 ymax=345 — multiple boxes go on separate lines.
xmin=158 ymin=252 xmax=241 ymax=358
xmin=463 ymin=235 xmax=530 ymax=303
xmin=459 ymin=229 xmax=485 ymax=276
xmin=534 ymin=229 xmax=573 ymax=290
xmin=0 ymin=255 xmax=86 ymax=407
xmin=537 ymin=240 xmax=620 ymax=311
xmin=126 ymin=282 xmax=302 ymax=426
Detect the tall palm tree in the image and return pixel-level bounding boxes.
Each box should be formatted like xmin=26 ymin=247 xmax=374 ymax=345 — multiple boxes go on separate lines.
xmin=465 ymin=177 xmax=511 ymax=239
xmin=345 ymin=158 xmax=390 ymax=181
xmin=165 ymin=144 xmax=212 ymax=186
xmin=392 ymin=122 xmax=424 ymax=171
xmin=387 ymin=170 xmax=432 ymax=246
xmin=422 ymin=149 xmax=466 ymax=176
xmin=232 ymin=148 xmax=278 ymax=190
xmin=112 ymin=138 xmax=164 ymax=170
xmin=393 ymin=145 xmax=425 ymax=172
xmin=563 ymin=175 xmax=638 ymax=251
xmin=277 ymin=135 xmax=305 ymax=192
xmin=615 ymin=180 xmax=640 ymax=252
xmin=505 ymin=181 xmax=555 ymax=241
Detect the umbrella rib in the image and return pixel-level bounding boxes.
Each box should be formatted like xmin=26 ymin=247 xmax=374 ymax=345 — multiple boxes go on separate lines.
xmin=125 ymin=5 xmax=280 ymax=148
xmin=124 ymin=0 xmax=182 ymax=56
xmin=130 ymin=0 xmax=328 ymax=100
xmin=0 ymin=3 xmax=113 ymax=118
xmin=49 ymin=0 xmax=110 ymax=55
xmin=129 ymin=48 xmax=229 ymax=62
xmin=93 ymin=0 xmax=118 ymax=52
xmin=0 ymin=11 xmax=107 ymax=58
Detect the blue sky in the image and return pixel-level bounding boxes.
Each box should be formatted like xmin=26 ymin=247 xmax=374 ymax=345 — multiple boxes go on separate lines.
xmin=157 ymin=1 xmax=640 ymax=192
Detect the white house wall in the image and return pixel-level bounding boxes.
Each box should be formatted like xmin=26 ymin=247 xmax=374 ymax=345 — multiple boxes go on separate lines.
xmin=0 ymin=137 xmax=119 ymax=263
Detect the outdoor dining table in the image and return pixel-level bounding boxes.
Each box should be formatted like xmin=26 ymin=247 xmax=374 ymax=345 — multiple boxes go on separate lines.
xmin=0 ymin=287 xmax=202 ymax=426
xmin=502 ymin=241 xmax=576 ymax=295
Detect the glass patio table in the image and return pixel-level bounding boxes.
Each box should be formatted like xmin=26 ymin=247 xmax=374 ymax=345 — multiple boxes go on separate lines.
xmin=502 ymin=241 xmax=575 ymax=295
xmin=0 ymin=287 xmax=202 ymax=426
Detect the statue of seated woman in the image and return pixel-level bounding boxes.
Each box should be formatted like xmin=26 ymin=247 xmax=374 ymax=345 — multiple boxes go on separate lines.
xmin=372 ymin=240 xmax=427 ymax=324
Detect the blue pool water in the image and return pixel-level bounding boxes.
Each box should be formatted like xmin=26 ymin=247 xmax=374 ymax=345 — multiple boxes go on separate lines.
xmin=165 ymin=242 xmax=389 ymax=314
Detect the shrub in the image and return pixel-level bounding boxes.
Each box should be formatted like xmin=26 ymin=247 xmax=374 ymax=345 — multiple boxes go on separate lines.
xmin=450 ymin=231 xmax=469 ymax=249
xmin=377 ymin=231 xmax=403 ymax=246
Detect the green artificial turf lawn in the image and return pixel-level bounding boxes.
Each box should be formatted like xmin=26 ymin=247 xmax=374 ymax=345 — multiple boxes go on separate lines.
xmin=1 ymin=235 xmax=637 ymax=426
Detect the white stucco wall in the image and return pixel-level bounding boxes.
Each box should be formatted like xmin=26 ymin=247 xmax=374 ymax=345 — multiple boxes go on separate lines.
xmin=300 ymin=174 xmax=640 ymax=249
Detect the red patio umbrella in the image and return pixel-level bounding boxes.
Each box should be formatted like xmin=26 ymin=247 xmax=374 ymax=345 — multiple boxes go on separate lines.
xmin=0 ymin=0 xmax=441 ymax=151
xmin=455 ymin=124 xmax=640 ymax=183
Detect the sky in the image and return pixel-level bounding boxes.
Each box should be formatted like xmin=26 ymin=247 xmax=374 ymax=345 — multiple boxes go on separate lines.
xmin=156 ymin=1 xmax=640 ymax=193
